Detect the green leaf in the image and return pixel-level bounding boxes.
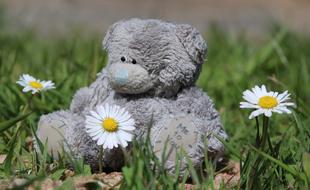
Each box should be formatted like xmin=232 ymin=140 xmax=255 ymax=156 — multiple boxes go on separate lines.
xmin=214 ymin=134 xmax=242 ymax=160
xmin=0 ymin=112 xmax=32 ymax=133
xmin=182 ymin=148 xmax=200 ymax=187
xmin=122 ymin=166 xmax=134 ymax=187
xmin=303 ymin=152 xmax=310 ymax=179
xmin=38 ymin=140 xmax=49 ymax=176
xmin=55 ymin=178 xmax=75 ymax=190
xmin=82 ymin=164 xmax=92 ymax=176
xmin=3 ymin=133 xmax=17 ymax=175
xmin=250 ymin=145 xmax=306 ymax=181
xmin=51 ymin=169 xmax=65 ymax=180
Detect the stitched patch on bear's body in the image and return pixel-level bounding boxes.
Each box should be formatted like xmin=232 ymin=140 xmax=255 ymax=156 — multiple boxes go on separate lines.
xmin=153 ymin=116 xmax=198 ymax=161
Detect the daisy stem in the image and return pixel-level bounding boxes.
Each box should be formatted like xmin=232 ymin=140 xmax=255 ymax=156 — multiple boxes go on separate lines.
xmin=15 ymin=95 xmax=34 ymax=130
xmin=99 ymin=146 xmax=104 ymax=173
xmin=247 ymin=116 xmax=269 ymax=189
xmin=255 ymin=117 xmax=260 ymax=147
xmin=260 ymin=116 xmax=269 ymax=151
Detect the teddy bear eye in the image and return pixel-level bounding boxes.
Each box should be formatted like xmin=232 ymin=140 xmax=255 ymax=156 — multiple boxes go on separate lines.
xmin=121 ymin=56 xmax=126 ymax=62
xmin=132 ymin=59 xmax=137 ymax=64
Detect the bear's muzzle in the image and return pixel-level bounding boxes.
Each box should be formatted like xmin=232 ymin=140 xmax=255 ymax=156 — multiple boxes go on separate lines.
xmin=108 ymin=63 xmax=153 ymax=94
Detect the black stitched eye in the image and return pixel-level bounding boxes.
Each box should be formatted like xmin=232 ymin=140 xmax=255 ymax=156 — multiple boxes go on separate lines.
xmin=121 ymin=56 xmax=126 ymax=62
xmin=132 ymin=59 xmax=137 ymax=64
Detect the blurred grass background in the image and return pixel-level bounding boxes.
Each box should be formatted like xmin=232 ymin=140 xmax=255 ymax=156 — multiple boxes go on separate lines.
xmin=0 ymin=4 xmax=310 ymax=189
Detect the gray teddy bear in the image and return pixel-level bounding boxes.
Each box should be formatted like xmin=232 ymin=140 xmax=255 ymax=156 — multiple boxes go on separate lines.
xmin=37 ymin=18 xmax=228 ymax=173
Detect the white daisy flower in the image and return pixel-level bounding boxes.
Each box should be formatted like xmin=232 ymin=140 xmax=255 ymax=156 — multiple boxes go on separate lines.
xmin=85 ymin=104 xmax=135 ymax=149
xmin=16 ymin=74 xmax=55 ymax=94
xmin=240 ymin=85 xmax=295 ymax=119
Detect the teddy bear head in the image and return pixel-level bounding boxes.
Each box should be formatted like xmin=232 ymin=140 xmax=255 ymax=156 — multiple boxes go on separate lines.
xmin=102 ymin=18 xmax=207 ymax=98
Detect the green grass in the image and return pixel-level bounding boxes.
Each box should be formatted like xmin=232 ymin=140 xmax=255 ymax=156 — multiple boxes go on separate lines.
xmin=0 ymin=18 xmax=310 ymax=189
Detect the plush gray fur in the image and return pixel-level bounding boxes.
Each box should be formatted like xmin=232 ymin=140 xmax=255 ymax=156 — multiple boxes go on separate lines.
xmin=37 ymin=18 xmax=228 ymax=174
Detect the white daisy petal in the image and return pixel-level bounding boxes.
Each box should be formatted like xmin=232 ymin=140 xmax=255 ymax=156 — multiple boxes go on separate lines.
xmin=86 ymin=115 xmax=102 ymax=124
xmin=277 ymin=91 xmax=288 ymax=101
xmin=121 ymin=119 xmax=135 ymax=127
xmin=279 ymin=102 xmax=295 ymax=107
xmin=114 ymin=107 xmax=125 ymax=121
xmin=85 ymin=122 xmax=101 ymax=128
xmin=117 ymin=133 xmax=128 ymax=148
xmin=90 ymin=111 xmax=102 ymax=120
xmin=118 ymin=113 xmax=131 ymax=123
xmin=118 ymin=130 xmax=133 ymax=141
xmin=279 ymin=94 xmax=291 ymax=103
xmin=261 ymin=85 xmax=267 ymax=94
xmin=42 ymin=81 xmax=55 ymax=89
xmin=86 ymin=117 xmax=102 ymax=124
xmin=107 ymin=141 xmax=113 ymax=149
xmin=272 ymin=107 xmax=283 ymax=114
xmin=273 ymin=92 xmax=279 ymax=98
xmin=114 ymin=136 xmax=121 ymax=148
xmin=253 ymin=86 xmax=263 ymax=97
xmin=22 ymin=86 xmax=32 ymax=92
xmin=23 ymin=74 xmax=36 ymax=82
xmin=276 ymin=106 xmax=292 ymax=114
xmin=264 ymin=109 xmax=272 ymax=117
xmin=97 ymin=132 xmax=107 ymax=145
xmin=116 ymin=106 xmax=123 ymax=117
xmin=95 ymin=107 xmax=102 ymax=116
xmin=117 ymin=108 xmax=126 ymax=118
xmin=89 ymin=130 xmax=102 ymax=138
xmin=119 ymin=125 xmax=135 ymax=131
xmin=102 ymin=141 xmax=109 ymax=149
xmin=92 ymin=131 xmax=104 ymax=141
xmin=31 ymin=89 xmax=38 ymax=94
xmin=98 ymin=105 xmax=107 ymax=119
xmin=86 ymin=125 xmax=102 ymax=133
xmin=86 ymin=125 xmax=101 ymax=131
xmin=86 ymin=125 xmax=101 ymax=132
xmin=240 ymin=102 xmax=259 ymax=109
xmin=106 ymin=133 xmax=118 ymax=149
xmin=110 ymin=105 xmax=118 ymax=117
xmin=16 ymin=80 xmax=27 ymax=87
xmin=267 ymin=91 xmax=274 ymax=97
xmin=104 ymin=104 xmax=110 ymax=116
xmin=249 ymin=109 xmax=264 ymax=119
xmin=243 ymin=90 xmax=258 ymax=104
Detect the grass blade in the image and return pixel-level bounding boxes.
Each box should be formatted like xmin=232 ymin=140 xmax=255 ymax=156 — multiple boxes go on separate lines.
xmin=0 ymin=112 xmax=32 ymax=133
xmin=250 ymin=145 xmax=306 ymax=181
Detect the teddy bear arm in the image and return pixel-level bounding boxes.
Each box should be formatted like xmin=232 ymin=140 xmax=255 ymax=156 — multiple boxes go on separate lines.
xmin=70 ymin=87 xmax=92 ymax=114
xmin=70 ymin=69 xmax=112 ymax=114
xmin=189 ymin=92 xmax=228 ymax=152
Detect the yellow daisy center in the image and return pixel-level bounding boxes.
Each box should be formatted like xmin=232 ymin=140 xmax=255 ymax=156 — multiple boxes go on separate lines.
xmin=29 ymin=81 xmax=43 ymax=89
xmin=258 ymin=96 xmax=278 ymax=109
xmin=102 ymin=117 xmax=118 ymax=132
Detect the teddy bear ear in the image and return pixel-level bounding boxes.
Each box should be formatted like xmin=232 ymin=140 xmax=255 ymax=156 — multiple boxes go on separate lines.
xmin=102 ymin=22 xmax=120 ymax=51
xmin=175 ymin=24 xmax=207 ymax=65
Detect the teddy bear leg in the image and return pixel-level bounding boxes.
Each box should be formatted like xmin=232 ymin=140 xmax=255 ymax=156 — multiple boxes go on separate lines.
xmin=150 ymin=115 xmax=201 ymax=174
xmin=150 ymin=115 xmax=227 ymax=175
xmin=36 ymin=110 xmax=75 ymax=158
xmin=37 ymin=110 xmax=125 ymax=171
